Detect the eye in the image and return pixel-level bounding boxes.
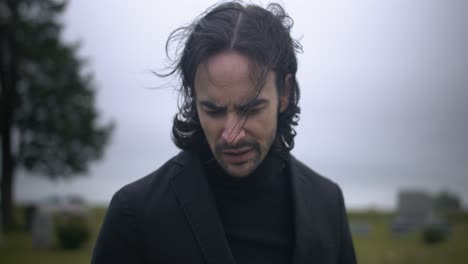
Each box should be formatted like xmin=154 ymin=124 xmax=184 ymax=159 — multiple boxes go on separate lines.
xmin=244 ymin=106 xmax=263 ymax=116
xmin=246 ymin=107 xmax=261 ymax=115
xmin=204 ymin=108 xmax=224 ymax=117
xmin=199 ymin=101 xmax=226 ymax=118
xmin=239 ymin=99 xmax=267 ymax=116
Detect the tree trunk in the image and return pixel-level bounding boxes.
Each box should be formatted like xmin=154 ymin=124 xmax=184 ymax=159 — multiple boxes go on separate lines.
xmin=0 ymin=0 xmax=19 ymax=230
xmin=1 ymin=120 xmax=15 ymax=230
xmin=1 ymin=51 xmax=16 ymax=229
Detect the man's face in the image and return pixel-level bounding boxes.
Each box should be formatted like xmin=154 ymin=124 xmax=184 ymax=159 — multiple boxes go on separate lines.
xmin=194 ymin=51 xmax=288 ymax=177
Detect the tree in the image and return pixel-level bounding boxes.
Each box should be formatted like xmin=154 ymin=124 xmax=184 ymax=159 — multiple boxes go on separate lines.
xmin=0 ymin=0 xmax=114 ymax=229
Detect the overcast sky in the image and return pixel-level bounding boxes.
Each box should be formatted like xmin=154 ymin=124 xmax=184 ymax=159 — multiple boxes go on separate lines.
xmin=15 ymin=0 xmax=468 ymax=210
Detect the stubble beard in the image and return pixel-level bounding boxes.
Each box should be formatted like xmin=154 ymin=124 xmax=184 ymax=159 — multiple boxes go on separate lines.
xmin=213 ymin=139 xmax=263 ymax=178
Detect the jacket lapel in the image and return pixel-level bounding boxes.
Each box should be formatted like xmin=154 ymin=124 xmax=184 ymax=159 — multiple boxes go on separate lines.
xmin=170 ymin=151 xmax=329 ymax=264
xmin=171 ymin=151 xmax=236 ymax=264
xmin=289 ymin=155 xmax=323 ymax=264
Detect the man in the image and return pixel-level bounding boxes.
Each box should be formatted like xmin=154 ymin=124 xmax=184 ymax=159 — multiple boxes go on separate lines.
xmin=92 ymin=2 xmax=356 ymax=264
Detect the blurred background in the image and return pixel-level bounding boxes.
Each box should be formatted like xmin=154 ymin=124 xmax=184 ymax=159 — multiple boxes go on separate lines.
xmin=1 ymin=0 xmax=467 ymax=263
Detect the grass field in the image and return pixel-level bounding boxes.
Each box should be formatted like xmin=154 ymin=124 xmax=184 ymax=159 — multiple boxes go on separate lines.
xmin=349 ymin=211 xmax=468 ymax=263
xmin=0 ymin=208 xmax=467 ymax=263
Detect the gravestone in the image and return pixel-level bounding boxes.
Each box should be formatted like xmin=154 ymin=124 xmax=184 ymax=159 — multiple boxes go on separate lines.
xmin=31 ymin=195 xmax=90 ymax=249
xmin=391 ymin=190 xmax=435 ymax=234
xmin=25 ymin=204 xmax=37 ymax=233
xmin=350 ymin=220 xmax=372 ymax=237
xmin=31 ymin=207 xmax=54 ymax=249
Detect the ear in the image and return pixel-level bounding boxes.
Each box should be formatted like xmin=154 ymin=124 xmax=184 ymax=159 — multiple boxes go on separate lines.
xmin=279 ymin=74 xmax=292 ymax=113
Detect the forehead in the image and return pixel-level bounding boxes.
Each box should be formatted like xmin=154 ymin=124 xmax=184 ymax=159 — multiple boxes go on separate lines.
xmin=194 ymin=51 xmax=277 ymax=104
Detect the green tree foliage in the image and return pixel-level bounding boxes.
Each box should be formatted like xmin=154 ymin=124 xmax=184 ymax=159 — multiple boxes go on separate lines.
xmin=0 ymin=0 xmax=114 ymax=228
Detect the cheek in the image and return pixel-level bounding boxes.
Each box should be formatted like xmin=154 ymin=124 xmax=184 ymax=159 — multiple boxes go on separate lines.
xmin=198 ymin=114 xmax=221 ymax=143
xmin=246 ymin=111 xmax=278 ymax=139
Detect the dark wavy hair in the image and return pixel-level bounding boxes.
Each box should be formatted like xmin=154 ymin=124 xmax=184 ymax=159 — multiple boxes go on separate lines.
xmin=159 ymin=1 xmax=302 ymax=152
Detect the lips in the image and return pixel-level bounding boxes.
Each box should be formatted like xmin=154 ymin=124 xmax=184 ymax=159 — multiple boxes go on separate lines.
xmin=221 ymin=147 xmax=254 ymax=164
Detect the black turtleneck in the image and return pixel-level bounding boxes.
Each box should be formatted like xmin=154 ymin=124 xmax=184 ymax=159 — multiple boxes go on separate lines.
xmin=204 ymin=150 xmax=294 ymax=264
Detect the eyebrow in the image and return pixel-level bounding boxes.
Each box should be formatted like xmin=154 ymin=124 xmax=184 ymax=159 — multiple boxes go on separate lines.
xmin=199 ymin=101 xmax=226 ymax=112
xmin=199 ymin=98 xmax=268 ymax=113
xmin=237 ymin=98 xmax=268 ymax=113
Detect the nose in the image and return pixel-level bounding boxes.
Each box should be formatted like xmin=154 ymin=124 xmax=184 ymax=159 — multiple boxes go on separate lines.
xmin=221 ymin=113 xmax=246 ymax=145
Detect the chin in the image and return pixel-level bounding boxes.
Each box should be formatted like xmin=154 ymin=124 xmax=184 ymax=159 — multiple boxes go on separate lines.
xmin=212 ymin=146 xmax=266 ymax=177
xmin=225 ymin=169 xmax=252 ymax=178
xmin=222 ymin=160 xmax=259 ymax=178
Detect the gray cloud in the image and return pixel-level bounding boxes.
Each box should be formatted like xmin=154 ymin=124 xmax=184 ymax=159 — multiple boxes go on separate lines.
xmin=16 ymin=0 xmax=468 ymax=210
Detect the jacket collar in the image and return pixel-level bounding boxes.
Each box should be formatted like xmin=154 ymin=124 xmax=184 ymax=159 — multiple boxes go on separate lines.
xmin=171 ymin=150 xmax=236 ymax=264
xmin=288 ymin=155 xmax=325 ymax=264
xmin=171 ymin=150 xmax=320 ymax=264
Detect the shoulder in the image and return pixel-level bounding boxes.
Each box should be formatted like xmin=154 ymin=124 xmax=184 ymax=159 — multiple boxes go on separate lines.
xmin=288 ymin=154 xmax=346 ymax=215
xmin=110 ymin=151 xmax=191 ymax=212
xmin=93 ymin=152 xmax=192 ymax=263
xmin=289 ymin=155 xmax=349 ymax=230
xmin=290 ymin=155 xmax=341 ymax=194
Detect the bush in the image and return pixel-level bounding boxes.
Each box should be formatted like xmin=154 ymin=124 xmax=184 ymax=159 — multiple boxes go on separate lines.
xmin=422 ymin=224 xmax=448 ymax=245
xmin=55 ymin=215 xmax=91 ymax=250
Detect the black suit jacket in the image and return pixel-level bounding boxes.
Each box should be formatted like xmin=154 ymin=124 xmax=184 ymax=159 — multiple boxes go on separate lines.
xmin=92 ymin=150 xmax=356 ymax=264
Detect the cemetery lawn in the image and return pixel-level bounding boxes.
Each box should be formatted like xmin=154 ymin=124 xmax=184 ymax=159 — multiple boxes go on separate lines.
xmin=0 ymin=207 xmax=106 ymax=264
xmin=1 ymin=208 xmax=467 ymax=264
xmin=350 ymin=211 xmax=468 ymax=264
